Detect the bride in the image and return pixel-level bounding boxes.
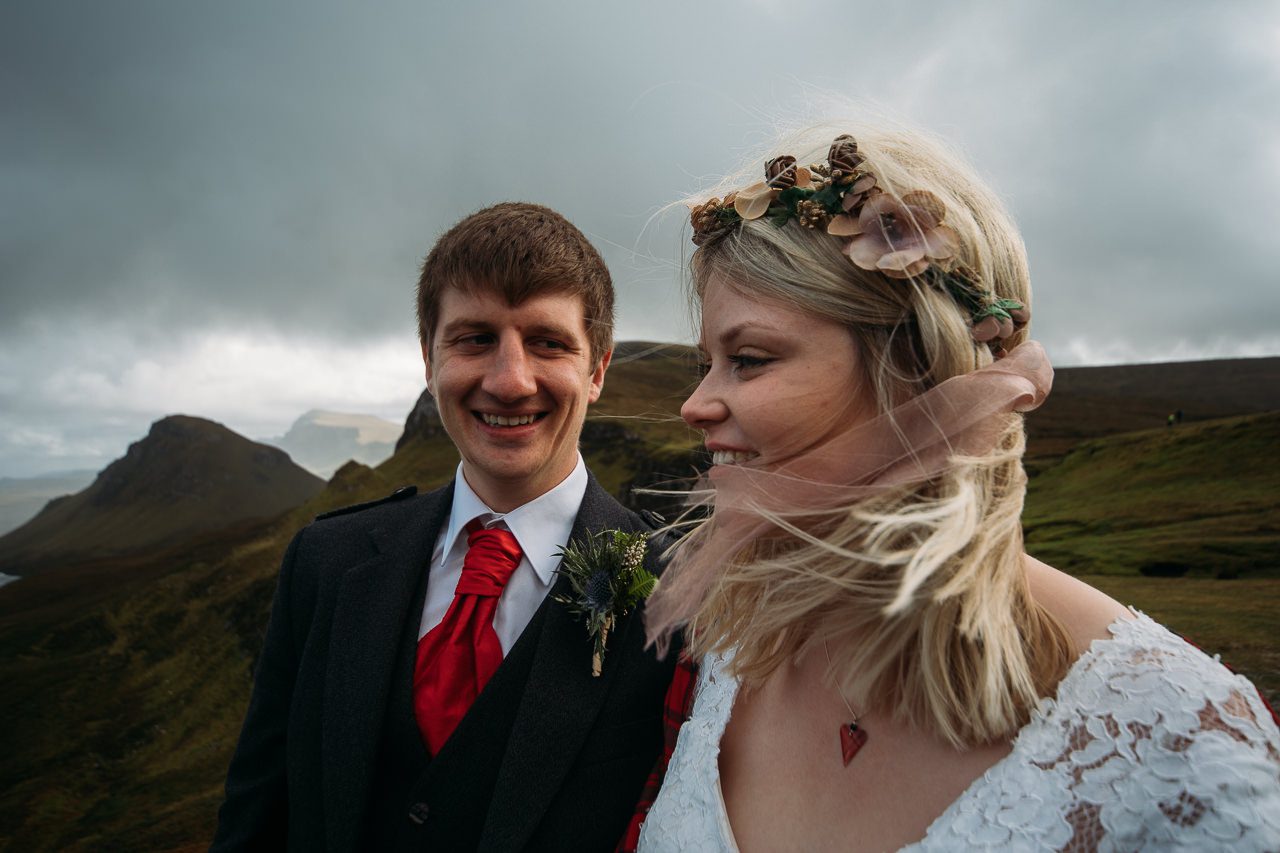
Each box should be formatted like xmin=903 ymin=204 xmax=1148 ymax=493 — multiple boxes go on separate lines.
xmin=634 ymin=123 xmax=1280 ymax=850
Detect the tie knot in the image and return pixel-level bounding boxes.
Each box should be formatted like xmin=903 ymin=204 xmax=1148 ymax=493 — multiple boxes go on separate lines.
xmin=458 ymin=525 xmax=523 ymax=596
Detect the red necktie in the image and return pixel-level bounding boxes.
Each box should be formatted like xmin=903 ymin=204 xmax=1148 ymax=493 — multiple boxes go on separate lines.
xmin=414 ymin=521 xmax=523 ymax=755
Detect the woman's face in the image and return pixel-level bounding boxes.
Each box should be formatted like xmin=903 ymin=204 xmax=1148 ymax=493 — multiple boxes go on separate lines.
xmin=682 ymin=275 xmax=874 ymax=469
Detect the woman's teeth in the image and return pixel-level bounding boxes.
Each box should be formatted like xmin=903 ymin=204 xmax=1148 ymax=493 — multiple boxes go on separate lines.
xmin=711 ymin=450 xmax=757 ymax=466
xmin=482 ymin=413 xmax=538 ymax=426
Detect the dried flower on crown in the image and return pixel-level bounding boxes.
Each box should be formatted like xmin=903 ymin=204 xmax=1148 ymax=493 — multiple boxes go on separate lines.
xmin=845 ymin=190 xmax=959 ymax=280
xmin=687 ymin=133 xmax=1030 ymax=355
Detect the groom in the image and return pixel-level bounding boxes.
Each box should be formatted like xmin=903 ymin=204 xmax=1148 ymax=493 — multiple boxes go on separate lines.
xmin=212 ymin=202 xmax=677 ymax=851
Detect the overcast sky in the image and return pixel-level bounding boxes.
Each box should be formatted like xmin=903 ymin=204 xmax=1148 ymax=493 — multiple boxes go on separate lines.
xmin=3 ymin=0 xmax=1278 ymax=478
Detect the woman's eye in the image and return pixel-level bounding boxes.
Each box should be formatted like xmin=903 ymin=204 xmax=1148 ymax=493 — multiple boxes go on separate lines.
xmin=728 ymin=354 xmax=772 ymax=372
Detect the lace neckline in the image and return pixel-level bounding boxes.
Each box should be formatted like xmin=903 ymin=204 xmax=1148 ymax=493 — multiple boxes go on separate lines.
xmin=713 ymin=610 xmax=1148 ymax=851
xmin=903 ymin=609 xmax=1145 ymax=846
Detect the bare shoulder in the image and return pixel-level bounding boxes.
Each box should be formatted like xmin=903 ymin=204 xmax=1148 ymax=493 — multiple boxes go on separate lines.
xmin=1023 ymin=555 xmax=1134 ymax=656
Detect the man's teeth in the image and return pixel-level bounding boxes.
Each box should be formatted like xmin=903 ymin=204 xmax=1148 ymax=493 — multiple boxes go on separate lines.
xmin=711 ymin=450 xmax=757 ymax=466
xmin=482 ymin=413 xmax=538 ymax=427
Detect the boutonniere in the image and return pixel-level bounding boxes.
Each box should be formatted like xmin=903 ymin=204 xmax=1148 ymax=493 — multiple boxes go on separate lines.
xmin=554 ymin=529 xmax=657 ymax=677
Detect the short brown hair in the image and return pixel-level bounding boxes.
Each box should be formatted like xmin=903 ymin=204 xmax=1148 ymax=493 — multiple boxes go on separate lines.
xmin=416 ymin=202 xmax=614 ymax=365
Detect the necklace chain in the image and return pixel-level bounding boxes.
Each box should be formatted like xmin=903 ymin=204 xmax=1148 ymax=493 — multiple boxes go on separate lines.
xmin=822 ymin=635 xmax=860 ymax=723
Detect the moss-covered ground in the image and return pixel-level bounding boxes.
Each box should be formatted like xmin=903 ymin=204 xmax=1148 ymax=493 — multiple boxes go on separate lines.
xmin=1 ymin=351 xmax=1276 ymax=850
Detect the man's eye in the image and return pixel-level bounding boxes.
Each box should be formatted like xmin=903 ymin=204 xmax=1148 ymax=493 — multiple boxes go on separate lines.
xmin=457 ymin=334 xmax=494 ymax=347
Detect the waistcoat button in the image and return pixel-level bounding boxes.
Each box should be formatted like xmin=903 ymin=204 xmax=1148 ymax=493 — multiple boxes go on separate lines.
xmin=407 ymin=802 xmax=430 ymax=825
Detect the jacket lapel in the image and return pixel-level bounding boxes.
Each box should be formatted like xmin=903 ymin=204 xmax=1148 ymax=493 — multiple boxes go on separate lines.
xmin=321 ymin=487 xmax=452 ymax=853
xmin=478 ymin=476 xmax=643 ymax=851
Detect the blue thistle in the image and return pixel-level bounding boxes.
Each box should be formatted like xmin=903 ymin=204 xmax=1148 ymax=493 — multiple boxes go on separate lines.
xmin=583 ymin=570 xmax=614 ymax=612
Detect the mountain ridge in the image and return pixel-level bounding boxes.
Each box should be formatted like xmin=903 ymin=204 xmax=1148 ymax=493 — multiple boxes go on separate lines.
xmin=0 ymin=415 xmax=324 ymax=575
xmin=262 ymin=409 xmax=401 ymax=478
xmin=0 ymin=346 xmax=1276 ymax=850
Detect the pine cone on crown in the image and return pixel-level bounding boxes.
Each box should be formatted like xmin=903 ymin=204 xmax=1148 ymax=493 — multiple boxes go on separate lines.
xmin=828 ymin=134 xmax=865 ymax=175
xmin=690 ymin=198 xmax=720 ymax=231
xmin=765 ymin=155 xmax=799 ymax=189
xmin=690 ymin=198 xmax=724 ymax=244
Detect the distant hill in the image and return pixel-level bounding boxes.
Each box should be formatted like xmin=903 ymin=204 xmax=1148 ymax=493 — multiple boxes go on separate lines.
xmin=0 ymin=470 xmax=96 ymax=537
xmin=0 ymin=416 xmax=324 ymax=575
xmin=263 ymin=410 xmax=402 ymax=478
xmin=0 ymin=347 xmax=1276 ymax=851
xmin=1026 ymin=356 xmax=1280 ymax=458
xmin=390 ymin=346 xmax=1280 ymax=508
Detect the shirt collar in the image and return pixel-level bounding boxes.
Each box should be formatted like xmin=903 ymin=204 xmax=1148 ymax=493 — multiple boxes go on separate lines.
xmin=443 ymin=454 xmax=588 ymax=587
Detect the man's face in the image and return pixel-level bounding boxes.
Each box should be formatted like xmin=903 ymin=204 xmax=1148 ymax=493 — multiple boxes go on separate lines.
xmin=424 ymin=286 xmax=609 ymax=512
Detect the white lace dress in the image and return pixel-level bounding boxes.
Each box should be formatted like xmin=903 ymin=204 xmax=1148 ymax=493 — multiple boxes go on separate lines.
xmin=638 ymin=613 xmax=1280 ymax=851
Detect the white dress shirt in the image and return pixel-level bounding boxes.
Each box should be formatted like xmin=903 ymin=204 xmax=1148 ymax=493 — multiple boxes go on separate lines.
xmin=417 ymin=454 xmax=588 ymax=654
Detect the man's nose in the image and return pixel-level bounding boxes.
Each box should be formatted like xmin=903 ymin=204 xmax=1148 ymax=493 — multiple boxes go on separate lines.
xmin=483 ymin=338 xmax=538 ymax=401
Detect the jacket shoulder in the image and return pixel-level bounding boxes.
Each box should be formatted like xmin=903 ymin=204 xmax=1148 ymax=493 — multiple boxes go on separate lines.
xmin=313 ymin=484 xmax=421 ymax=521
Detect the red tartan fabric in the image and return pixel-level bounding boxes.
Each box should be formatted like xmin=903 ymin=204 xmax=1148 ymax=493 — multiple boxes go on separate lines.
xmin=616 ymin=653 xmax=700 ymax=853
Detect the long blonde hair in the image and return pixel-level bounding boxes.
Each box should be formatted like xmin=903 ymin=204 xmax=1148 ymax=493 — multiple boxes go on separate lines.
xmin=668 ymin=122 xmax=1072 ymax=748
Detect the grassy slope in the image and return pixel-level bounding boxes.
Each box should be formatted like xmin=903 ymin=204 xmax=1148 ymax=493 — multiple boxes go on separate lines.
xmin=1024 ymin=412 xmax=1280 ymax=578
xmin=1081 ymin=575 xmax=1280 ymax=710
xmin=0 ymin=523 xmax=287 ymax=852
xmin=1 ymin=352 xmax=1276 ymax=851
xmin=0 ymin=352 xmax=702 ymax=852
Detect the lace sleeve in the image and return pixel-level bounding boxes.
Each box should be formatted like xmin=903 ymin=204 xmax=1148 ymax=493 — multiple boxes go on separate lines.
xmin=920 ymin=614 xmax=1280 ymax=852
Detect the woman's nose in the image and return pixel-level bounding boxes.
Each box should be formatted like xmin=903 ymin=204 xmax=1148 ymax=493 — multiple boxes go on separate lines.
xmin=681 ymin=374 xmax=728 ymax=429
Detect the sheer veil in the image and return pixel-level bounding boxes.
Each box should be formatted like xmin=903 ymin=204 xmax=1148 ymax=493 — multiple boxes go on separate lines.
xmin=645 ymin=340 xmax=1053 ymax=656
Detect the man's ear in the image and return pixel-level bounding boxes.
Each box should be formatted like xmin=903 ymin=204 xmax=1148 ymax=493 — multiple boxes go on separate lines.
xmin=421 ymin=340 xmax=434 ymax=394
xmin=587 ymin=348 xmax=612 ymax=404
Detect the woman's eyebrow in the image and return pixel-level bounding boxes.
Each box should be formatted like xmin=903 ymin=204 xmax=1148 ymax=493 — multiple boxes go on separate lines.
xmin=718 ymin=320 xmax=781 ymax=346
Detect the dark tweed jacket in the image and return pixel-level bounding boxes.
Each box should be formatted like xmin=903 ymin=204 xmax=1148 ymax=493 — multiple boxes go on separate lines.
xmin=211 ymin=473 xmax=677 ymax=852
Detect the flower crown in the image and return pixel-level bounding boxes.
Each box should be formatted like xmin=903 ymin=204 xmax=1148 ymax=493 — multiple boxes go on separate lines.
xmin=689 ymin=134 xmax=1029 ymax=356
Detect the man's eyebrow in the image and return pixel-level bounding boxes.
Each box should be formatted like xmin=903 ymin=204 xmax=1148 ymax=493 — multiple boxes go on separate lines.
xmin=523 ymin=321 xmax=579 ymax=341
xmin=437 ymin=318 xmax=580 ymax=342
xmin=438 ymin=318 xmax=492 ymax=337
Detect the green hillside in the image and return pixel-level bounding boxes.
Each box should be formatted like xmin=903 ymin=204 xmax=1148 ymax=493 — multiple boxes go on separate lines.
xmin=1 ymin=351 xmax=1276 ymax=851
xmin=1077 ymin=574 xmax=1279 ymax=719
xmin=1024 ymin=412 xmax=1280 ymax=578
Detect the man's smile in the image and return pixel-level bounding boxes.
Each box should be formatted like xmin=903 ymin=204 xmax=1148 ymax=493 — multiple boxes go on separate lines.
xmin=475 ymin=411 xmax=548 ymax=428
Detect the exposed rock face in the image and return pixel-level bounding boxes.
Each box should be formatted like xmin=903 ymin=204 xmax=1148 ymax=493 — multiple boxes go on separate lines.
xmin=396 ymin=390 xmax=446 ymax=451
xmin=0 ymin=416 xmax=324 ymax=574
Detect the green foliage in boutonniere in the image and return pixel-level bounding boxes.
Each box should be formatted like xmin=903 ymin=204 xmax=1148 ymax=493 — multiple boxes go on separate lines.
xmin=554 ymin=529 xmax=656 ymax=677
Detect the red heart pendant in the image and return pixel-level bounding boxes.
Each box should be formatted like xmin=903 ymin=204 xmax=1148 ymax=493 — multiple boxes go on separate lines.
xmin=840 ymin=722 xmax=868 ymax=766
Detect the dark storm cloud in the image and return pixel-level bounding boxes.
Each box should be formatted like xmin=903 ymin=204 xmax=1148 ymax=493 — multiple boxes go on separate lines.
xmin=3 ymin=0 xmax=441 ymax=337
xmin=1 ymin=0 xmax=720 ymax=340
